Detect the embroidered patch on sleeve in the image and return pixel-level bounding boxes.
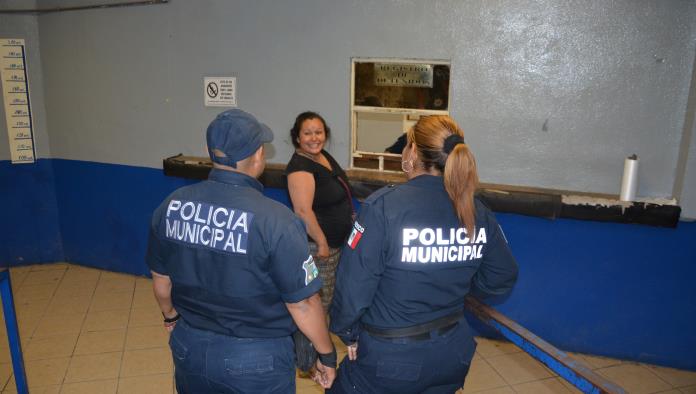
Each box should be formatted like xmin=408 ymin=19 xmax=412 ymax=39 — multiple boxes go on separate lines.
xmin=346 ymin=221 xmax=365 ymax=249
xmin=302 ymin=255 xmax=319 ymax=285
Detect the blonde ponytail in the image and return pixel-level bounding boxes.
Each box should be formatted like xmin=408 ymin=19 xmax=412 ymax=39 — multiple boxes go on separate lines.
xmin=443 ymin=143 xmax=479 ymax=238
xmin=410 ymin=115 xmax=480 ymax=237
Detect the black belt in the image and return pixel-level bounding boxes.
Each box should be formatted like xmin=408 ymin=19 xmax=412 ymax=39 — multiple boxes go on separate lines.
xmin=363 ymin=310 xmax=464 ymax=340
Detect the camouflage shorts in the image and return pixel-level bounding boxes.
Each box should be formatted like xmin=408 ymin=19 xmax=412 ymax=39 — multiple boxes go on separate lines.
xmin=308 ymin=242 xmax=341 ymax=312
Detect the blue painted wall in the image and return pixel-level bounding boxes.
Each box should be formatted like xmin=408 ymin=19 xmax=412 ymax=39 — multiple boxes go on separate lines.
xmin=1 ymin=159 xmax=695 ymax=370
xmin=51 ymin=159 xmax=196 ymax=276
xmin=0 ymin=159 xmax=63 ymax=264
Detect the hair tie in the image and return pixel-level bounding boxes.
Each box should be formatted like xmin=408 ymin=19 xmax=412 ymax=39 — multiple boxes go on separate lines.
xmin=443 ymin=134 xmax=465 ymax=154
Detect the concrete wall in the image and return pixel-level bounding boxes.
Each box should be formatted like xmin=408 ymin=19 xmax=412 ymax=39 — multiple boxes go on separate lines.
xmin=29 ymin=1 xmax=696 ymax=205
xmin=679 ymin=115 xmax=696 ymax=218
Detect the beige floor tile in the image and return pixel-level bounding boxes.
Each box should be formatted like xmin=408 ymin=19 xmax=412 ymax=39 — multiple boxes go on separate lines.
xmin=17 ymin=313 xmax=41 ymax=338
xmin=0 ymin=347 xmax=11 ymax=364
xmin=23 ymin=270 xmax=65 ymax=286
xmin=597 ymin=363 xmax=671 ymax=394
xmin=125 ymin=326 xmax=169 ymax=350
xmin=117 ymin=373 xmax=172 ymax=394
xmin=89 ymin=291 xmax=134 ymax=312
xmin=0 ymin=363 xmax=11 ymax=392
xmin=458 ymin=387 xmax=515 ymax=394
xmin=61 ymin=270 xmax=100 ymax=286
xmin=128 ymin=307 xmax=162 ymax=327
xmin=2 ymin=384 xmax=61 ymax=394
xmin=52 ymin=283 xmax=96 ymax=299
xmin=9 ymin=266 xmax=31 ymax=275
xmin=15 ymin=284 xmax=58 ymax=302
xmin=61 ymin=379 xmax=118 ymax=394
xmin=461 ymin=357 xmax=508 ymax=393
xmin=100 ymin=271 xmax=135 ymax=281
xmin=64 ymin=352 xmax=122 ymax=383
xmin=512 ymin=377 xmax=573 ymax=393
xmin=474 ymin=337 xmax=521 ymax=358
xmin=120 ymin=348 xmax=172 ymax=377
xmin=83 ymin=309 xmax=130 ymax=332
xmin=33 ymin=313 xmax=85 ymax=338
xmin=23 ymin=333 xmax=78 ymax=360
xmin=134 ymin=277 xmax=153 ymax=291
xmin=14 ymin=297 xmax=50 ymax=317
xmin=486 ymin=352 xmax=555 ymax=385
xmin=557 ymin=377 xmax=584 ymax=394
xmin=570 ymin=352 xmax=623 ymax=370
xmin=15 ymin=357 xmax=70 ymax=387
xmin=96 ymin=276 xmax=135 ymax=293
xmin=29 ymin=263 xmax=69 ymax=272
xmin=681 ymin=385 xmax=696 ymax=393
xmin=657 ymin=390 xmax=685 ymax=394
xmin=131 ymin=289 xmax=158 ymax=309
xmin=10 ymin=282 xmax=23 ymax=294
xmin=646 ymin=364 xmax=696 ymax=388
xmin=44 ymin=296 xmax=92 ymax=317
xmin=67 ymin=264 xmax=98 ymax=272
xmin=74 ymin=329 xmax=126 ymax=355
xmin=8 ymin=267 xmax=30 ymax=276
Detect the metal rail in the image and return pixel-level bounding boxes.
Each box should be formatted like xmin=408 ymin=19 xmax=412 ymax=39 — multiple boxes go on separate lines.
xmin=465 ymin=296 xmax=626 ymax=394
xmin=0 ymin=0 xmax=168 ymax=14
xmin=0 ymin=269 xmax=28 ymax=394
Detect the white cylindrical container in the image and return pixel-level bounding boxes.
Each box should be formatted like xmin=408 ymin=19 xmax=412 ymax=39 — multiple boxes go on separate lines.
xmin=620 ymin=154 xmax=639 ymax=201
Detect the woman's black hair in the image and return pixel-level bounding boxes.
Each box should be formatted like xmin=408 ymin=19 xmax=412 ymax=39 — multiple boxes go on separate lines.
xmin=290 ymin=111 xmax=331 ymax=148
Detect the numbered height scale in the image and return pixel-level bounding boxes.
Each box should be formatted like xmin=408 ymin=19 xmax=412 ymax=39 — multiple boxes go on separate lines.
xmin=1 ymin=38 xmax=35 ymax=164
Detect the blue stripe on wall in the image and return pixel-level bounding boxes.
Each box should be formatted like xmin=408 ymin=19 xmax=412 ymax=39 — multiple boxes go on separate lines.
xmin=492 ymin=213 xmax=696 ymax=371
xmin=1 ymin=159 xmax=695 ymax=370
xmin=52 ymin=159 xmax=196 ymax=276
xmin=0 ymin=159 xmax=63 ymax=264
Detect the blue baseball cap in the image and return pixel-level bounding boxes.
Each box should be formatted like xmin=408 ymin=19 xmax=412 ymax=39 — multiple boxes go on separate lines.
xmin=206 ymin=109 xmax=274 ymax=167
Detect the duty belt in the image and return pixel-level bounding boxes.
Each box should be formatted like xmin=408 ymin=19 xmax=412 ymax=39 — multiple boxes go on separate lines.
xmin=363 ymin=310 xmax=464 ymax=340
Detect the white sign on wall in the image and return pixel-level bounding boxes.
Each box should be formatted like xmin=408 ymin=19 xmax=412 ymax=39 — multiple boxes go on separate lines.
xmin=1 ymin=38 xmax=35 ymax=164
xmin=204 ymin=77 xmax=237 ymax=107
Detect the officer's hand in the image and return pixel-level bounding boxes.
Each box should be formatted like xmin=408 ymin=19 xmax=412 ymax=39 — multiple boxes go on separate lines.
xmin=312 ymin=359 xmax=336 ymax=389
xmin=347 ymin=342 xmax=358 ymax=360
xmin=316 ymin=243 xmax=330 ymax=259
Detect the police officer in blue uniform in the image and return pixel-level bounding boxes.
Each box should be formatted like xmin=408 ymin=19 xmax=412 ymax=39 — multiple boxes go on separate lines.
xmin=146 ymin=109 xmax=337 ymax=393
xmin=329 ymin=115 xmax=519 ymax=393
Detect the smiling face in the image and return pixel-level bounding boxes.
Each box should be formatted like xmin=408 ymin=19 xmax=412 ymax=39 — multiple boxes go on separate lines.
xmin=297 ymin=118 xmax=326 ymax=156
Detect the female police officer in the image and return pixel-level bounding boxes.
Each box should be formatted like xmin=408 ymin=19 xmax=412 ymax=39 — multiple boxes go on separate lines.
xmin=329 ymin=115 xmax=519 ymax=393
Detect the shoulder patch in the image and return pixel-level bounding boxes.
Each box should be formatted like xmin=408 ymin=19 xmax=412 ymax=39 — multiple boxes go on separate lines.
xmin=302 ymin=255 xmax=319 ymax=285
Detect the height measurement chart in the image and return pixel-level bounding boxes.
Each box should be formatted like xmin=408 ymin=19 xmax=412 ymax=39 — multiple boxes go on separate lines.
xmin=1 ymin=38 xmax=34 ymax=164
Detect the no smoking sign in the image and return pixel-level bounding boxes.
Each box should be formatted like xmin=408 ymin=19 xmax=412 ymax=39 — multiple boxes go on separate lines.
xmin=204 ymin=77 xmax=237 ymax=107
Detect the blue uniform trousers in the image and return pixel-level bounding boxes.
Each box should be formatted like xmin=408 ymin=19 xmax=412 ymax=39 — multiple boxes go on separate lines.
xmin=169 ymin=319 xmax=296 ymax=394
xmin=328 ymin=318 xmax=476 ymax=394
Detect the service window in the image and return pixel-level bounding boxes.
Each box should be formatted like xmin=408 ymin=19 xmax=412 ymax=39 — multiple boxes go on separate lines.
xmin=350 ymin=58 xmax=451 ymax=171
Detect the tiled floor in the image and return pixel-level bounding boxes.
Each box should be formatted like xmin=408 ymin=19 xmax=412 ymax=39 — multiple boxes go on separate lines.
xmin=1 ymin=263 xmax=694 ymax=394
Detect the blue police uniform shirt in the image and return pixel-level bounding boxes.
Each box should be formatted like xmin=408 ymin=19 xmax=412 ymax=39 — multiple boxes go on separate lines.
xmin=146 ymin=168 xmax=322 ymax=338
xmin=330 ymin=174 xmax=518 ymax=343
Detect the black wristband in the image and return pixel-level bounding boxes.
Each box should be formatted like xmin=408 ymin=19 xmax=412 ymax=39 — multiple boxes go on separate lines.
xmin=163 ymin=312 xmax=180 ymax=323
xmin=317 ymin=345 xmax=337 ymax=368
